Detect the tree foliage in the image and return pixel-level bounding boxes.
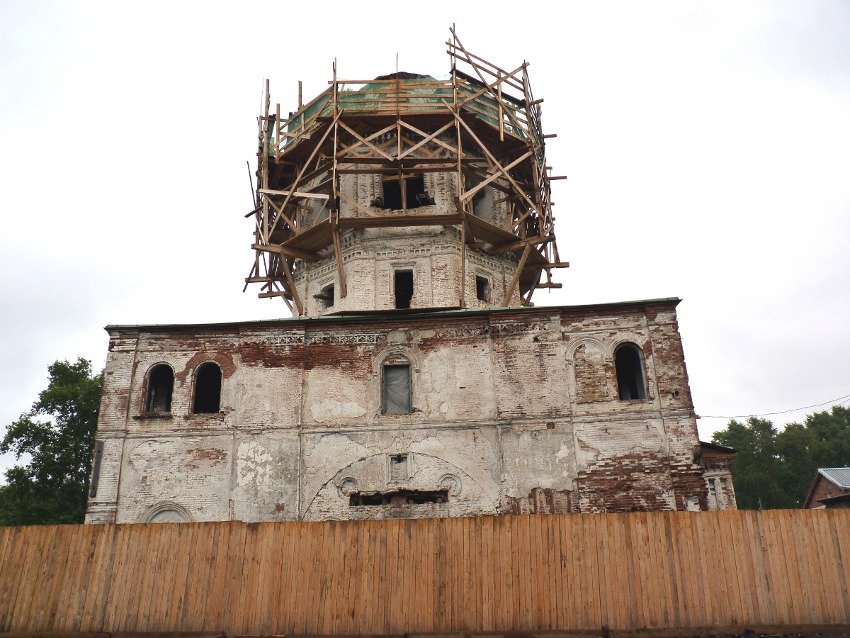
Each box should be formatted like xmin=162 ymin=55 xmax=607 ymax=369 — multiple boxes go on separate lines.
xmin=712 ymin=406 xmax=850 ymax=509
xmin=0 ymin=358 xmax=102 ymax=525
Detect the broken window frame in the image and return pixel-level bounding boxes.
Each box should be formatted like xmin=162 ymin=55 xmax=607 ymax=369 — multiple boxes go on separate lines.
xmin=614 ymin=342 xmax=647 ymax=401
xmin=192 ymin=361 xmax=222 ymax=414
xmin=381 ymin=358 xmax=412 ymax=415
xmin=377 ymin=172 xmax=431 ymax=210
xmin=144 ymin=363 xmax=174 ymax=415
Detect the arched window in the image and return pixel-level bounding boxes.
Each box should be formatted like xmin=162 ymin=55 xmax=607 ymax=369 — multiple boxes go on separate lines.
xmin=615 ymin=343 xmax=646 ymax=400
xmin=381 ymin=356 xmax=412 ymax=414
xmin=192 ymin=362 xmax=222 ymax=414
xmin=145 ymin=364 xmax=173 ymax=414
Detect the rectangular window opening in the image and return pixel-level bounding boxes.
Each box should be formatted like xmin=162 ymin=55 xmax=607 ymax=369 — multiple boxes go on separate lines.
xmin=349 ymin=489 xmax=449 ymax=506
xmin=476 ymin=275 xmax=491 ymax=302
xmin=381 ymin=179 xmax=403 ymax=210
xmin=394 ymin=270 xmax=413 ymax=309
xmin=405 ymin=175 xmax=426 ymax=208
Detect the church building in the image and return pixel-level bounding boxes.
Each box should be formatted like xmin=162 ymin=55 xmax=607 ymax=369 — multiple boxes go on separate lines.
xmin=85 ymin=31 xmax=734 ymax=524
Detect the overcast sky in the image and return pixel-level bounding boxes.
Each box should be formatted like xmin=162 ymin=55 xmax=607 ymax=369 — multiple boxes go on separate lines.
xmin=2 ymin=1 xmax=849 ymax=477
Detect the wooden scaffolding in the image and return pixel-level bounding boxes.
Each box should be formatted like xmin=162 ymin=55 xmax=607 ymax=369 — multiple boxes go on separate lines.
xmin=245 ymin=28 xmax=567 ymax=314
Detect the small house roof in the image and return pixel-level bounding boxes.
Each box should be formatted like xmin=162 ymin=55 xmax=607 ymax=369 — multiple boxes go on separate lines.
xmin=803 ymin=467 xmax=850 ymax=508
xmin=818 ymin=468 xmax=850 ymax=489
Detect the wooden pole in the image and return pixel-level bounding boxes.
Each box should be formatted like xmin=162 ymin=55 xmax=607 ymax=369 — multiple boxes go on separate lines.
xmin=460 ymin=218 xmax=466 ymax=307
xmin=282 ymin=258 xmax=303 ymax=315
xmin=502 ymin=243 xmax=531 ymax=306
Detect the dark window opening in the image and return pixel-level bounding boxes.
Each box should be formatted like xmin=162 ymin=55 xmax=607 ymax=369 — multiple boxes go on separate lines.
xmin=615 ymin=343 xmax=646 ymax=400
xmin=382 ymin=179 xmax=402 ymax=209
xmin=382 ymin=363 xmax=411 ymax=414
xmin=193 ymin=362 xmax=222 ymax=414
xmin=378 ymin=174 xmax=431 ymax=210
xmin=394 ymin=270 xmax=414 ymax=309
xmin=349 ymin=489 xmax=449 ymax=506
xmin=405 ymin=175 xmax=426 ymax=208
xmin=89 ymin=440 xmax=104 ymax=498
xmin=145 ymin=364 xmax=173 ymax=414
xmin=476 ymin=275 xmax=491 ymax=302
xmin=314 ymin=283 xmax=334 ymax=308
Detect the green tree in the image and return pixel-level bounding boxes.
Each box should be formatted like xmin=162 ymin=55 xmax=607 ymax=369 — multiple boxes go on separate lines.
xmin=712 ymin=406 xmax=850 ymax=509
xmin=0 ymin=358 xmax=102 ymax=525
xmin=713 ymin=417 xmax=791 ymax=509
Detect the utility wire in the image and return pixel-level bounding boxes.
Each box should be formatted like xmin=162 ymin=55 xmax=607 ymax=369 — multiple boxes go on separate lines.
xmin=701 ymin=393 xmax=850 ymax=420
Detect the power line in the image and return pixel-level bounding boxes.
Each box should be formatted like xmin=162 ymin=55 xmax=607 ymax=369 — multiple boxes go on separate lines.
xmin=701 ymin=393 xmax=850 ymax=420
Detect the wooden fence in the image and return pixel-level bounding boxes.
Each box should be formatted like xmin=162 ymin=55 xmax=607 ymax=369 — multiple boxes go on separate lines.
xmin=1 ymin=510 xmax=849 ymax=636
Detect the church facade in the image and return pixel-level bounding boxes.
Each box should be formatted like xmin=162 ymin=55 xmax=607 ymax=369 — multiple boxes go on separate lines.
xmin=85 ymin=33 xmax=735 ymax=524
xmin=85 ymin=298 xmax=735 ymax=524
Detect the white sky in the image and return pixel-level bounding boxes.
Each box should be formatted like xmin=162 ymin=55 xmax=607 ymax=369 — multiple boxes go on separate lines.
xmin=2 ymin=1 xmax=849 ymax=477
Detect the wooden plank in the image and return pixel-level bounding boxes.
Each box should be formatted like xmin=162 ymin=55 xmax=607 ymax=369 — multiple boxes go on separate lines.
xmin=653 ymin=512 xmax=675 ymax=628
xmin=66 ymin=525 xmax=98 ymax=631
xmin=762 ymin=510 xmax=792 ymax=625
xmin=777 ymin=509 xmax=809 ymax=624
xmin=302 ymin=520 xmax=323 ymax=635
xmin=159 ymin=521 xmax=190 ymax=632
xmin=596 ymin=513 xmax=613 ymax=629
xmin=502 ymin=243 xmax=532 ymax=305
xmin=38 ymin=526 xmax=66 ymax=629
xmin=259 ymin=188 xmax=330 ymax=200
xmin=117 ymin=522 xmax=149 ymax=633
xmin=479 ymin=513 xmax=494 ymax=631
xmin=282 ymin=219 xmax=335 ymax=252
xmin=82 ymin=524 xmax=118 ymax=632
xmin=0 ymin=527 xmax=30 ymax=631
xmin=331 ymin=219 xmax=347 ymax=298
xmin=459 ymin=150 xmax=533 ymax=203
xmin=280 ymin=518 xmax=301 ymax=635
xmin=726 ymin=509 xmax=754 ymax=622
xmin=0 ymin=526 xmax=19 ymax=630
xmin=811 ymin=511 xmax=841 ymax=623
xmin=339 ymin=212 xmax=462 ymax=229
xmin=487 ymin=234 xmax=551 ymax=256
xmin=6 ymin=525 xmax=42 ymax=630
xmin=826 ymin=510 xmax=850 ymax=621
xmin=749 ymin=509 xmax=778 ymax=624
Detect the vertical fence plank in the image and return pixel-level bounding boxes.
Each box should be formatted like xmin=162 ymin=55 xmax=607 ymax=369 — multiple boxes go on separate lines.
xmin=826 ymin=510 xmax=850 ymax=621
xmin=36 ymin=525 xmax=71 ymax=631
xmin=811 ymin=509 xmax=841 ymax=623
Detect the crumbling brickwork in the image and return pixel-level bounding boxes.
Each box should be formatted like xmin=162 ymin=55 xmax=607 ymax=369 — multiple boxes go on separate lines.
xmin=86 ymin=299 xmax=726 ymax=524
xmin=698 ymin=441 xmax=737 ymax=510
